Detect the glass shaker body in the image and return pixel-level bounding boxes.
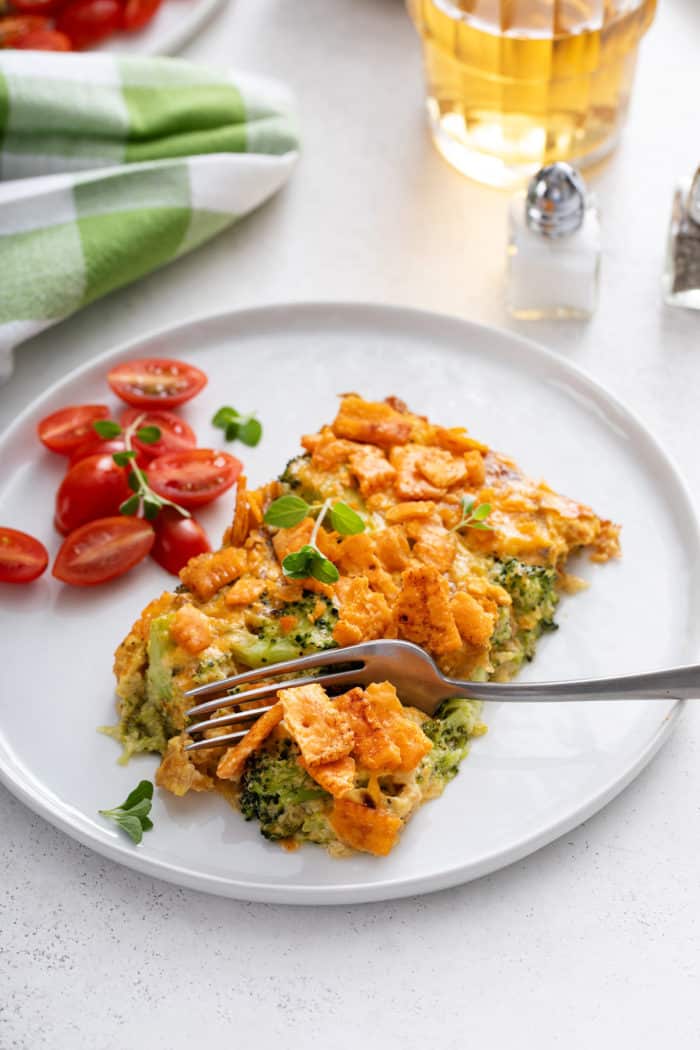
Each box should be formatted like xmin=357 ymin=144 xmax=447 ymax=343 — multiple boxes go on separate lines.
xmin=507 ymin=193 xmax=601 ymax=321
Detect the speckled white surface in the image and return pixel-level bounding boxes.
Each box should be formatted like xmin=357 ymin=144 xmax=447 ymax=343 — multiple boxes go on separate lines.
xmin=2 ymin=1 xmax=700 ymax=1046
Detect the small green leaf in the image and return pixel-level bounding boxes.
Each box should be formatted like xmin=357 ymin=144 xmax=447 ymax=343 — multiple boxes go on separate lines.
xmin=93 ymin=419 xmax=122 ymax=439
xmin=135 ymin=425 xmax=161 ymax=445
xmin=143 ymin=498 xmax=161 ymax=521
xmin=213 ymin=406 xmax=263 ymax=446
xmin=122 ymin=780 xmax=154 ymax=809
xmin=212 ymin=406 xmax=240 ymax=429
xmin=119 ymin=494 xmax=140 ymax=516
xmin=128 ymin=470 xmax=140 ymax=493
xmin=112 ymin=450 xmax=136 ymax=467
xmin=237 ymin=418 xmax=263 ymax=447
xmin=265 ymin=495 xmax=310 ymax=529
xmin=310 ymin=554 xmax=340 ymax=584
xmin=282 ymin=545 xmax=316 ymax=579
xmin=330 ymin=502 xmax=365 ymax=536
xmin=471 ymin=503 xmax=492 ymax=521
xmin=99 ymin=780 xmax=154 ymax=844
xmin=121 ymin=797 xmax=152 ymax=820
xmin=113 ymin=814 xmax=144 ymax=844
xmin=452 ymin=498 xmax=493 ymax=533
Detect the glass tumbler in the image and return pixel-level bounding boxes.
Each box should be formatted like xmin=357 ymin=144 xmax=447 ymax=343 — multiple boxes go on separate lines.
xmin=407 ymin=0 xmax=657 ymax=188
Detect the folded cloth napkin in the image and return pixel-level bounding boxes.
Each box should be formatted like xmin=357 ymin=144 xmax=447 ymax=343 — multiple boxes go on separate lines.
xmin=0 ymin=51 xmax=300 ymax=381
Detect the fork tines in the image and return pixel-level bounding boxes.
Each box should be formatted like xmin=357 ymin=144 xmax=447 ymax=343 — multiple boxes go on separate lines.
xmin=182 ymin=648 xmax=366 ymax=753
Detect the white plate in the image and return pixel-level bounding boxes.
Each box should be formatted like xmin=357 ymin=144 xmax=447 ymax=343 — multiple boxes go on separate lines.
xmin=1 ymin=303 xmax=699 ymax=905
xmin=96 ymin=0 xmax=227 ymax=56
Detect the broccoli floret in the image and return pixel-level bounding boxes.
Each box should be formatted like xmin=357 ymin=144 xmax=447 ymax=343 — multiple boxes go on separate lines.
xmin=490 ymin=604 xmax=512 ymax=648
xmin=493 ymin=559 xmax=558 ymax=620
xmin=104 ymin=614 xmax=180 ymax=762
xmin=278 ymin=451 xmax=362 ymax=504
xmin=239 ymin=738 xmax=332 ymax=841
xmin=279 ymin=454 xmax=308 ymax=491
xmin=420 ymin=698 xmax=484 ymax=786
xmin=490 ymin=558 xmax=559 ymax=667
xmin=228 ymin=591 xmax=338 ymax=668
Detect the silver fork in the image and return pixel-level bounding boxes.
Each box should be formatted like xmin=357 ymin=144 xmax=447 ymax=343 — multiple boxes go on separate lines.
xmin=183 ymin=640 xmax=700 ymax=752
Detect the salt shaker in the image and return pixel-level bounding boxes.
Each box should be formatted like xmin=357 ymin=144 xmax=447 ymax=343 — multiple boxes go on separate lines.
xmin=506 ymin=163 xmax=601 ymax=320
xmin=663 ymin=167 xmax=700 ymax=309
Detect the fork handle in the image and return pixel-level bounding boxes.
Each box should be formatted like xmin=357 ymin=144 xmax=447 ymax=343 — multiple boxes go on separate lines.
xmin=446 ymin=664 xmax=700 ymax=703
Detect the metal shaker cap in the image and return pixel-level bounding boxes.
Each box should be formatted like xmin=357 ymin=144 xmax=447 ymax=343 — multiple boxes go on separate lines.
xmin=525 ymin=162 xmax=587 ymax=238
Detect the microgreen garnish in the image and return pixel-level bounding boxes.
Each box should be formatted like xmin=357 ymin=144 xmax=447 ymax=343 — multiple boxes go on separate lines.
xmin=92 ymin=417 xmax=190 ymax=520
xmin=112 ymin=450 xmax=137 ymax=467
xmin=93 ymin=419 xmax=122 ymax=439
xmin=263 ymin=494 xmax=365 ymax=584
xmin=212 ymin=406 xmax=263 ymax=447
xmin=134 ymin=425 xmax=161 ymax=445
xmin=451 ymin=497 xmax=493 ymax=532
xmin=263 ymin=494 xmax=310 ymax=529
xmin=99 ymin=780 xmax=154 ymax=844
xmin=264 ymin=495 xmax=365 ymax=537
xmin=329 ymin=501 xmax=365 ymax=535
xmin=282 ymin=543 xmax=339 ymax=583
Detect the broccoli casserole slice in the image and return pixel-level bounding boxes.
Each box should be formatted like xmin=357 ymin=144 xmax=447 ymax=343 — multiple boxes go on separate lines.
xmin=111 ymin=394 xmax=620 ymax=854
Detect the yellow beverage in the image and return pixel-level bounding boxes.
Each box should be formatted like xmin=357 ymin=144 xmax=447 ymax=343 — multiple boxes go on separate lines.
xmin=407 ymin=0 xmax=657 ymax=187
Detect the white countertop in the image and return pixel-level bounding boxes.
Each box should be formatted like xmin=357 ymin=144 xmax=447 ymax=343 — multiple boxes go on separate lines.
xmin=3 ymin=2 xmax=700 ymax=1046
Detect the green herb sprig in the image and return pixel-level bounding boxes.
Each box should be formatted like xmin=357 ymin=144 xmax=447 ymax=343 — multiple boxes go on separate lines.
xmin=93 ymin=417 xmax=190 ymax=521
xmin=264 ymin=494 xmax=365 ymax=584
xmin=99 ymin=780 xmax=154 ymax=844
xmin=451 ymin=497 xmax=493 ymax=533
xmin=212 ymin=406 xmax=263 ymax=447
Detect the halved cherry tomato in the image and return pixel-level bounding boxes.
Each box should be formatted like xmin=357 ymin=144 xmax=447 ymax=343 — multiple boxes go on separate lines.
xmin=0 ymin=14 xmax=51 ymax=45
xmin=122 ymin=0 xmax=162 ymax=30
xmin=0 ymin=528 xmax=49 ymax=584
xmin=55 ymin=453 xmax=131 ymax=535
xmin=147 ymin=449 xmax=242 ymax=509
xmin=121 ymin=408 xmax=196 ymax=461
xmin=56 ymin=0 xmax=121 ymax=49
xmin=151 ymin=507 xmax=210 ymax=575
xmin=38 ymin=404 xmax=109 ymax=455
xmin=107 ymin=358 xmax=207 ymax=409
xmin=53 ymin=517 xmax=154 ymax=586
xmin=68 ymin=436 xmax=148 ymax=469
xmin=13 ymin=28 xmax=72 ymax=48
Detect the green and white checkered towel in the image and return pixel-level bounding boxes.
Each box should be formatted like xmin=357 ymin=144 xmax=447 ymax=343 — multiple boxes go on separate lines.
xmin=0 ymin=52 xmax=300 ymax=381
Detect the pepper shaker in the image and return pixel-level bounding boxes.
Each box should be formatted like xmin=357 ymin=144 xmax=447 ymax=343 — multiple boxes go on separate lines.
xmin=506 ymin=163 xmax=601 ymax=321
xmin=664 ymin=167 xmax=700 ymax=308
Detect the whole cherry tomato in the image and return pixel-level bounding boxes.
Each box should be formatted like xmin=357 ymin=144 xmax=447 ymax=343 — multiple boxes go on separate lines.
xmin=55 ymin=453 xmax=131 ymax=535
xmin=107 ymin=358 xmax=207 ymax=409
xmin=53 ymin=517 xmax=154 ymax=586
xmin=122 ymin=0 xmax=162 ymax=31
xmin=121 ymin=408 xmax=196 ymax=461
xmin=13 ymin=28 xmax=72 ymax=48
xmin=38 ymin=404 xmax=109 ymax=456
xmin=56 ymin=0 xmax=121 ymax=49
xmin=147 ymin=449 xmax=242 ymax=510
xmin=151 ymin=507 xmax=210 ymax=575
xmin=0 ymin=527 xmax=49 ymax=584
